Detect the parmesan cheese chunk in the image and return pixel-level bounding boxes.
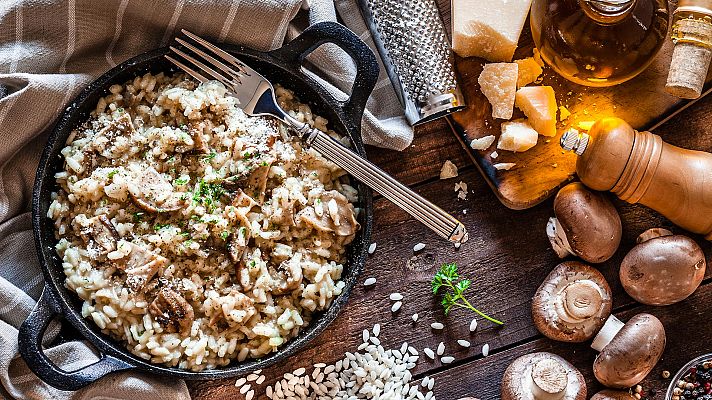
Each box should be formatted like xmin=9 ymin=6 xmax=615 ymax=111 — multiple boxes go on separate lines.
xmin=469 ymin=135 xmax=496 ymax=151
xmin=498 ymin=119 xmax=538 ymax=152
xmin=515 ymin=57 xmax=544 ymax=87
xmin=452 ymin=0 xmax=533 ymax=62
xmin=479 ymin=63 xmax=518 ymax=120
xmin=515 ymin=86 xmax=558 ymax=136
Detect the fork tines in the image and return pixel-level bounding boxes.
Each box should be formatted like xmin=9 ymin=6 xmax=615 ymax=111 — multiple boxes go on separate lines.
xmin=166 ymin=29 xmax=250 ymax=88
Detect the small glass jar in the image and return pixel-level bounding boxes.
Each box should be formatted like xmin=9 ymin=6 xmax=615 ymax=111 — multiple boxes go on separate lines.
xmin=530 ymin=0 xmax=670 ymax=87
xmin=666 ymin=353 xmax=712 ymax=399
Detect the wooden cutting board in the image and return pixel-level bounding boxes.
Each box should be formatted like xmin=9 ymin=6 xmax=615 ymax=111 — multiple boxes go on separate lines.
xmin=447 ymin=16 xmax=712 ymax=210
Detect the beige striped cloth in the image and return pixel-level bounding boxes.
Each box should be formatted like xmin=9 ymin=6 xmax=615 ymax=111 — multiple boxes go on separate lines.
xmin=0 ymin=0 xmax=411 ymax=399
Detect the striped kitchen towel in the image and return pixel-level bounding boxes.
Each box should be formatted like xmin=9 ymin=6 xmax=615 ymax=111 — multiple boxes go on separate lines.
xmin=0 ymin=0 xmax=411 ymax=399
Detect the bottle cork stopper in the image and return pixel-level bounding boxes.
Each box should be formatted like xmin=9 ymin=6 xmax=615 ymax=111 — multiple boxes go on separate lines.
xmin=666 ymin=18 xmax=712 ymax=99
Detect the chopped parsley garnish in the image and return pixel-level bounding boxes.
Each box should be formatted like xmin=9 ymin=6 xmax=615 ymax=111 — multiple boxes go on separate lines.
xmin=132 ymin=212 xmax=145 ymax=222
xmin=220 ymin=231 xmax=230 ymax=241
xmin=107 ymin=170 xmax=118 ymax=179
xmin=174 ymin=177 xmax=189 ymax=186
xmin=243 ymin=151 xmax=254 ymax=160
xmin=192 ymin=179 xmax=225 ymax=212
xmin=248 ymin=260 xmax=256 ymax=268
xmin=260 ymin=161 xmax=268 ymax=167
xmin=117 ymin=107 xmax=124 ymax=113
xmin=153 ymin=223 xmax=171 ymax=231
xmin=201 ymin=152 xmax=217 ymax=163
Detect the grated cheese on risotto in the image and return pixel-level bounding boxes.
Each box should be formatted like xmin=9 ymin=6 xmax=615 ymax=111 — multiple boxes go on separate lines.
xmin=47 ymin=72 xmax=360 ymax=371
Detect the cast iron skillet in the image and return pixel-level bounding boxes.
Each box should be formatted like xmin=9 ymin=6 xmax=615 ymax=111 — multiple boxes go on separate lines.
xmin=18 ymin=21 xmax=377 ymax=390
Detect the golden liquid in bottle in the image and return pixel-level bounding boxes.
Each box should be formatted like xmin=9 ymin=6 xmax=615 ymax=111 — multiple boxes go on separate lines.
xmin=530 ymin=0 xmax=669 ymax=86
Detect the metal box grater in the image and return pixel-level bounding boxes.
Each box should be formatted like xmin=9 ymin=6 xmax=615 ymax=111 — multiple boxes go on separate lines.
xmin=357 ymin=0 xmax=465 ymax=125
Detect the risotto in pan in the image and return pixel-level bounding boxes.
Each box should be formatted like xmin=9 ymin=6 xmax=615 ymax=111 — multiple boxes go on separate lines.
xmin=47 ymin=72 xmax=360 ymax=370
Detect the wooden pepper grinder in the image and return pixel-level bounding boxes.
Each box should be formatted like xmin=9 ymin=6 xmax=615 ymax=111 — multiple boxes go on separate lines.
xmin=561 ymin=117 xmax=712 ymax=239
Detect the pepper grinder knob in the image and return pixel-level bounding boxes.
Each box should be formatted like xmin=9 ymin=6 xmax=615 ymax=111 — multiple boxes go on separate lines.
xmin=562 ymin=117 xmax=712 ymax=239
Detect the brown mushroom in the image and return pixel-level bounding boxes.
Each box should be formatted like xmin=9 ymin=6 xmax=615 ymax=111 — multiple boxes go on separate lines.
xmin=79 ymin=215 xmax=119 ymax=257
xmin=591 ymin=390 xmax=637 ymax=400
xmin=271 ymin=254 xmax=303 ymax=295
xmin=222 ymin=163 xmax=271 ymax=204
xmin=227 ymin=226 xmax=250 ymax=264
xmin=148 ymin=287 xmax=194 ymax=334
xmin=532 ymin=261 xmax=613 ymax=342
xmin=591 ymin=313 xmax=666 ymax=389
xmin=620 ymin=228 xmax=706 ymax=306
xmin=117 ymin=242 xmax=168 ymax=291
xmin=128 ymin=166 xmax=185 ymax=213
xmin=297 ymin=191 xmax=359 ymax=238
xmin=546 ymin=183 xmax=622 ymax=263
xmin=93 ymin=113 xmax=136 ymax=152
xmin=501 ymin=352 xmax=586 ymax=400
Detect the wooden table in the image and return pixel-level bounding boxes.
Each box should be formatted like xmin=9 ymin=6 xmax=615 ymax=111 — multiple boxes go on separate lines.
xmin=189 ymin=3 xmax=712 ymax=400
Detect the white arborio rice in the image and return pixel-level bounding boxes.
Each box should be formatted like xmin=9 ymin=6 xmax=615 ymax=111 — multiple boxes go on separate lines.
xmin=47 ymin=72 xmax=361 ymax=371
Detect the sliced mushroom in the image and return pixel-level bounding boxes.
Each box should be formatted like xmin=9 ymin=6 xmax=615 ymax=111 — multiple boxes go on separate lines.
xmin=591 ymin=313 xmax=666 ymax=389
xmin=532 ymin=261 xmax=612 ymax=342
xmin=501 ymin=352 xmax=586 ymax=400
xmin=227 ymin=226 xmax=250 ymax=264
xmin=271 ymin=253 xmax=303 ymax=295
xmin=620 ymin=228 xmax=706 ymax=306
xmin=128 ymin=166 xmax=185 ymax=213
xmin=546 ymin=183 xmax=622 ymax=263
xmin=222 ymin=163 xmax=271 ymax=204
xmin=117 ymin=242 xmax=168 ymax=291
xmin=207 ymin=290 xmax=255 ymax=327
xmin=148 ymin=287 xmax=194 ymax=334
xmin=79 ymin=214 xmax=119 ymax=257
xmin=297 ymin=191 xmax=359 ymax=237
xmin=188 ymin=122 xmax=209 ymax=154
xmin=93 ymin=113 xmax=136 ymax=147
xmin=591 ymin=390 xmax=636 ymax=400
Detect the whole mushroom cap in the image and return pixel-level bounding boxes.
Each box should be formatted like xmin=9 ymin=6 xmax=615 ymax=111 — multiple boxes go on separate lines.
xmin=502 ymin=352 xmax=586 ymax=400
xmin=591 ymin=390 xmax=637 ymax=400
xmin=548 ymin=182 xmax=622 ymax=263
xmin=593 ymin=313 xmax=666 ymax=389
xmin=620 ymin=228 xmax=706 ymax=306
xmin=532 ymin=261 xmax=613 ymax=342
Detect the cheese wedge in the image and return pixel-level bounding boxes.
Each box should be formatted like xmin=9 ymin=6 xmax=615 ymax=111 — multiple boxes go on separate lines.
xmin=479 ymin=63 xmax=518 ymax=119
xmin=452 ymin=0 xmax=533 ymax=62
xmin=498 ymin=119 xmax=538 ymax=152
xmin=515 ymin=86 xmax=557 ymax=136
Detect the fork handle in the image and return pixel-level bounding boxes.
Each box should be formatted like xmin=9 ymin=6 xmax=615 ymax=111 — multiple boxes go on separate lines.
xmin=287 ymin=118 xmax=468 ymax=244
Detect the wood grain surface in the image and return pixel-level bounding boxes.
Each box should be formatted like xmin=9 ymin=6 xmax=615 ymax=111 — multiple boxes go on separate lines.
xmin=188 ymin=1 xmax=712 ymax=398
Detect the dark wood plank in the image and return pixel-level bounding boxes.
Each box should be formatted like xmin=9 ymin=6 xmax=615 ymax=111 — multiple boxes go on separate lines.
xmin=365 ymin=118 xmax=471 ymax=188
xmin=423 ymin=280 xmax=712 ymax=399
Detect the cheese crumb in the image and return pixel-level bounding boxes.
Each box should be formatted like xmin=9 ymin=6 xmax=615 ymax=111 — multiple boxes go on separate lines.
xmin=470 ymin=135 xmax=496 ymax=151
xmin=559 ymin=106 xmax=571 ymax=121
xmin=440 ymin=160 xmax=459 ymax=179
xmin=515 ymin=86 xmax=558 ymax=137
xmin=479 ymin=63 xmax=518 ymax=119
xmin=515 ymin=57 xmax=544 ymax=88
xmin=490 ymin=151 xmax=499 ymax=159
xmin=493 ymin=162 xmax=517 ymax=171
xmin=455 ymin=181 xmax=468 ymax=201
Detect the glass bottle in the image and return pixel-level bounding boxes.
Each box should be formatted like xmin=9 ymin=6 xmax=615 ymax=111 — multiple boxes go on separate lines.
xmin=530 ymin=0 xmax=670 ymax=87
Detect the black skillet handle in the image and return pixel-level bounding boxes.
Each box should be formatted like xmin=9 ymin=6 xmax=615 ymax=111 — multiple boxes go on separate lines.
xmin=18 ymin=288 xmax=135 ymax=391
xmin=270 ymin=21 xmax=380 ymax=131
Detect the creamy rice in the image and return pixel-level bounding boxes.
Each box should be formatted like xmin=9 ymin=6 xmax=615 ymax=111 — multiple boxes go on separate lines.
xmin=47 ymin=72 xmax=360 ymax=370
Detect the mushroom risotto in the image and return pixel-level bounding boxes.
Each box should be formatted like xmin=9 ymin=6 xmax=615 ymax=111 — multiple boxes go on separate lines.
xmin=47 ymin=72 xmax=360 ymax=370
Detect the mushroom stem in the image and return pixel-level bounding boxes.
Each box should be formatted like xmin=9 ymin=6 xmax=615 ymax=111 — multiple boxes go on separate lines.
xmin=591 ymin=315 xmax=624 ymax=352
xmin=546 ymin=217 xmax=574 ymax=258
xmin=557 ymin=280 xmax=605 ymax=323
xmin=530 ymin=358 xmax=569 ymax=400
xmin=636 ymin=228 xmax=673 ymax=244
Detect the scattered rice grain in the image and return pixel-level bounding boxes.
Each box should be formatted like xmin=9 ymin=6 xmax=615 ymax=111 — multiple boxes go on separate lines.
xmin=458 ymin=340 xmax=471 ymax=348
xmin=482 ymin=343 xmax=490 ymax=357
xmin=363 ymin=277 xmax=376 ymax=286
xmin=413 ymin=243 xmax=426 ymax=252
xmin=469 ymin=318 xmax=478 ymax=332
xmin=430 ymin=322 xmax=444 ymax=330
xmin=389 ymin=292 xmax=403 ymax=301
xmin=441 ymin=356 xmax=454 ymax=364
xmin=368 ymin=242 xmax=377 ymax=254
xmin=391 ymin=301 xmax=402 ymax=312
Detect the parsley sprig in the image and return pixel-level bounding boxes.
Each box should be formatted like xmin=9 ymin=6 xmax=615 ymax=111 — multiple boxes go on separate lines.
xmin=431 ymin=263 xmax=503 ymax=325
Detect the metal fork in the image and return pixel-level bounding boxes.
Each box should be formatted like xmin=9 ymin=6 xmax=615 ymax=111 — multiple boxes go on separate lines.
xmin=166 ymin=30 xmax=468 ymax=244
